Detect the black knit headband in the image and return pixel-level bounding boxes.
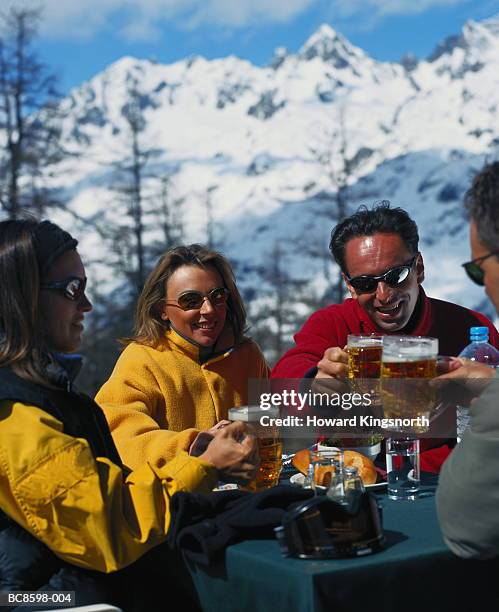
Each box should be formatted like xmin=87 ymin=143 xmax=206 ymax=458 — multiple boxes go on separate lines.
xmin=33 ymin=220 xmax=78 ymax=275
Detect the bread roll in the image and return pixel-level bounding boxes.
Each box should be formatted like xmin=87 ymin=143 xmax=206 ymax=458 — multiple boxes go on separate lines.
xmin=292 ymin=448 xmax=313 ymax=475
xmin=343 ymin=450 xmax=377 ymax=485
xmin=292 ymin=448 xmax=377 ymax=486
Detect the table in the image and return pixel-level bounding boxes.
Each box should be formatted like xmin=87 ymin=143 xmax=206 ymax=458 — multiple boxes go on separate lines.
xmin=186 ymin=476 xmax=499 ymax=612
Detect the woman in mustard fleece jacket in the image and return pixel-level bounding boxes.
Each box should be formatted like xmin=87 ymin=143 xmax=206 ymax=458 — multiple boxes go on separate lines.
xmin=96 ymin=244 xmax=269 ymax=471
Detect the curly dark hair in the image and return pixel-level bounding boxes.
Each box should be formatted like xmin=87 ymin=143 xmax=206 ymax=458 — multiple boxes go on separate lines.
xmin=329 ymin=201 xmax=419 ymax=274
xmin=464 ymin=162 xmax=499 ymax=252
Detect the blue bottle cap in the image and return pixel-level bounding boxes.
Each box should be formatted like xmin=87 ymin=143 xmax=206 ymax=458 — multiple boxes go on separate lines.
xmin=470 ymin=326 xmax=489 ymax=341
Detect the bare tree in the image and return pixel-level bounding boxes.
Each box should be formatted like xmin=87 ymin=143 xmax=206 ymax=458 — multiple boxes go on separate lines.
xmin=124 ymin=80 xmax=145 ymax=288
xmin=148 ymin=170 xmax=185 ymax=258
xmin=159 ymin=173 xmax=185 ymax=246
xmin=0 ymin=8 xmax=65 ymax=218
xmin=205 ymin=185 xmax=217 ymax=249
xmin=249 ymin=241 xmax=309 ymax=365
xmin=309 ymin=105 xmax=353 ymax=304
xmin=109 ymin=77 xmax=161 ymax=292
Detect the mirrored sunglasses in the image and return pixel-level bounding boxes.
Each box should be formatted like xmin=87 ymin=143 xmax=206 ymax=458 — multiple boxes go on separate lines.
xmin=167 ymin=287 xmax=229 ymax=311
xmin=462 ymin=250 xmax=499 ymax=286
xmin=40 ymin=276 xmax=87 ymax=301
xmin=346 ymin=255 xmax=417 ymax=294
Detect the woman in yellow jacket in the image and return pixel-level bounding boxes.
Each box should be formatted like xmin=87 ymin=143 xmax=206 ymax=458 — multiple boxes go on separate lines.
xmin=96 ymin=244 xmax=269 ymax=471
xmin=0 ymin=219 xmax=257 ymax=609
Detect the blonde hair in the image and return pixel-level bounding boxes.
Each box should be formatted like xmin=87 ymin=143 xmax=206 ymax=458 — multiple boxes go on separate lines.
xmin=126 ymin=244 xmax=247 ymax=346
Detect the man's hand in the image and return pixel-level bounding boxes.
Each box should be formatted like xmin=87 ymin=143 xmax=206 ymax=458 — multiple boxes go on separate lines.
xmin=200 ymin=421 xmax=259 ymax=484
xmin=432 ymin=357 xmax=496 ymax=402
xmin=313 ymin=346 xmax=350 ymax=394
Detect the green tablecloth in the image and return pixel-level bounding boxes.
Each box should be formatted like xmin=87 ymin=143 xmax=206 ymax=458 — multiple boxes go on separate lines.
xmin=186 ymin=477 xmax=499 ymax=612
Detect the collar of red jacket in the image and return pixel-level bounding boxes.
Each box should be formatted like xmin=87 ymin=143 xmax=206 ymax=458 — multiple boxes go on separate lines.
xmin=352 ymin=286 xmax=432 ymax=336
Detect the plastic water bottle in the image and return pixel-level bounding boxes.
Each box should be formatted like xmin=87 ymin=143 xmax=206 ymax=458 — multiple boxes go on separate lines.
xmin=458 ymin=327 xmax=499 ymax=365
xmin=456 ymin=327 xmax=499 ymax=440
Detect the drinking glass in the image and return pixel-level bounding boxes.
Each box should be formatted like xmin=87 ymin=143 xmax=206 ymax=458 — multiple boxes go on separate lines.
xmin=327 ymin=465 xmax=365 ymax=502
xmin=307 ymin=448 xmax=343 ymax=494
xmin=385 ymin=437 xmax=420 ymax=501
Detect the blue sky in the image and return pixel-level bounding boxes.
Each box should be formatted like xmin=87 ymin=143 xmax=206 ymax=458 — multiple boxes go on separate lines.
xmin=9 ymin=0 xmax=499 ymax=93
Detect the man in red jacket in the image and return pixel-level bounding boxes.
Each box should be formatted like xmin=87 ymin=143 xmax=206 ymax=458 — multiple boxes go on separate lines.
xmin=271 ymin=203 xmax=499 ymax=471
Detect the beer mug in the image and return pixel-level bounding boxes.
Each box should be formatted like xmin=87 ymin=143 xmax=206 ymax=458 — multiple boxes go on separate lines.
xmin=228 ymin=405 xmax=283 ymax=491
xmin=381 ymin=336 xmax=438 ymax=434
xmin=347 ymin=334 xmax=383 ymax=402
xmin=347 ymin=334 xmax=383 ymax=381
xmin=346 ymin=334 xmax=384 ymax=448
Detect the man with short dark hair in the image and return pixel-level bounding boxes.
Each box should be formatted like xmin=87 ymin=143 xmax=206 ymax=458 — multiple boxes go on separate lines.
xmin=436 ymin=162 xmax=499 ymax=558
xmin=272 ymin=202 xmax=498 ymax=471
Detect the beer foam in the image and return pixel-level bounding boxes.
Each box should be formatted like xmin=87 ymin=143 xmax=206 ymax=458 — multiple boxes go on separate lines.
xmin=382 ymin=347 xmax=436 ymax=362
xmin=351 ymin=338 xmax=382 ymax=347
xmin=382 ymin=337 xmax=438 ymax=362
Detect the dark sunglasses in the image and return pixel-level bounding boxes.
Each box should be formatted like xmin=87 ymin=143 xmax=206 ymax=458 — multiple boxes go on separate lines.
xmin=462 ymin=250 xmax=499 ymax=286
xmin=346 ymin=255 xmax=418 ymax=294
xmin=40 ymin=276 xmax=87 ymax=301
xmin=166 ymin=287 xmax=229 ymax=311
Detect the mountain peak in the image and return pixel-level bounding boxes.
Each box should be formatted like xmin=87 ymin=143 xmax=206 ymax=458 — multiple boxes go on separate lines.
xmin=427 ymin=33 xmax=466 ymax=62
xmin=478 ymin=13 xmax=499 ymax=36
xmin=427 ymin=16 xmax=499 ymax=62
xmin=312 ymin=23 xmax=338 ymax=40
xmin=99 ymin=56 xmax=151 ymax=82
xmin=298 ymin=23 xmax=366 ymax=67
xmin=461 ymin=18 xmax=499 ymax=48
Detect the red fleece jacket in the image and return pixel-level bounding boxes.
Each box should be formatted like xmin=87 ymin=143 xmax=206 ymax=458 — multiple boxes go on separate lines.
xmin=271 ymin=289 xmax=499 ymax=472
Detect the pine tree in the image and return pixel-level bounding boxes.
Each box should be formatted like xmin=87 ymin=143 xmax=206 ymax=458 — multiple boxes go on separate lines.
xmin=0 ymin=8 xmax=65 ymax=218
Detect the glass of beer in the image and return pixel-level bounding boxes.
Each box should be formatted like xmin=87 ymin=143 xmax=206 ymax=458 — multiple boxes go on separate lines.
xmin=347 ymin=334 xmax=383 ymax=381
xmin=346 ymin=335 xmax=384 ymax=447
xmin=381 ymin=336 xmax=438 ymax=434
xmin=228 ymin=405 xmax=283 ymax=491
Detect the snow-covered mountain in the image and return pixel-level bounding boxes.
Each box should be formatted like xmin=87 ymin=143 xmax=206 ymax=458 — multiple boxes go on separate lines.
xmin=51 ymin=16 xmax=499 ymax=324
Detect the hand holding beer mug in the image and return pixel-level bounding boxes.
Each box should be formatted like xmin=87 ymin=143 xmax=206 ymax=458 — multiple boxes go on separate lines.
xmin=228 ymin=406 xmax=283 ymax=491
xmin=313 ymin=346 xmax=350 ymax=395
xmin=200 ymin=420 xmax=259 ymax=484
